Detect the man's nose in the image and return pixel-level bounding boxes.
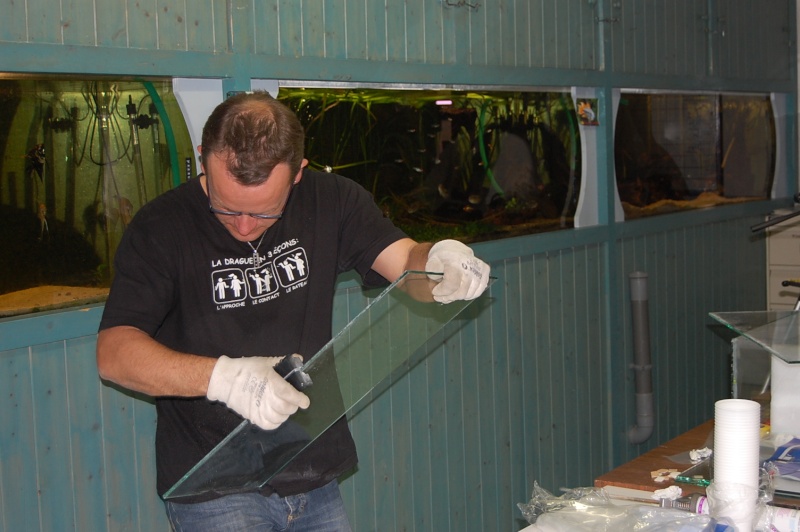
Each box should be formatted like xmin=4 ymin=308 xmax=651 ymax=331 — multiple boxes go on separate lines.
xmin=232 ymin=215 xmax=260 ymax=237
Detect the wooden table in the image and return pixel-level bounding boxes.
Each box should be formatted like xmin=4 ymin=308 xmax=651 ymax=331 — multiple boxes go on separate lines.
xmin=595 ymin=420 xmax=800 ymax=508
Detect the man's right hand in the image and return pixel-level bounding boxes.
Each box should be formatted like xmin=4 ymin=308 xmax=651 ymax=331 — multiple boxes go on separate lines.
xmin=206 ymin=355 xmax=310 ymax=430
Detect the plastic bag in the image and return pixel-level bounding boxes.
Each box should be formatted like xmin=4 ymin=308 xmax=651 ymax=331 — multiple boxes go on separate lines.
xmin=518 ymin=482 xmax=718 ymax=532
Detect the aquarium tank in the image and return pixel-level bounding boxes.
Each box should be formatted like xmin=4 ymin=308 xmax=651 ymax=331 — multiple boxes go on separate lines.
xmin=0 ymin=77 xmax=195 ymax=317
xmin=0 ymin=79 xmax=586 ymax=317
xmin=277 ymin=86 xmax=582 ymax=243
xmin=615 ymin=92 xmax=775 ymax=217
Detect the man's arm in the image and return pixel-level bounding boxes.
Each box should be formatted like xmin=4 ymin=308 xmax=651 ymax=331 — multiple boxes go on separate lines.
xmin=96 ymin=325 xmax=215 ymax=397
xmin=96 ymin=326 xmax=310 ymax=430
xmin=370 ymin=237 xmax=432 ymax=282
xmin=371 ymin=237 xmax=491 ymax=304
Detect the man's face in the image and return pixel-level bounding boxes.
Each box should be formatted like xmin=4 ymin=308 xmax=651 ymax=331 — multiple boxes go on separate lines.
xmin=202 ymin=152 xmax=303 ymax=242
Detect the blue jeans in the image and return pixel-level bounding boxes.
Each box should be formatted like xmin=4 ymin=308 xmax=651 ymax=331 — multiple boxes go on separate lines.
xmin=164 ymin=480 xmax=352 ymax=531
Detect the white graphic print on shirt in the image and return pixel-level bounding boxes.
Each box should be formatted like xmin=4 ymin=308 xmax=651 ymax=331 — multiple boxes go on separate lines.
xmin=210 ymin=241 xmax=309 ymax=310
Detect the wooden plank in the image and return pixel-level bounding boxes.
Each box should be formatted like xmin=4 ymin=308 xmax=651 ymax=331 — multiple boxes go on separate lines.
xmin=389 ymin=368 xmax=412 ymax=530
xmin=0 ymin=348 xmax=39 ymax=532
xmin=126 ymin=0 xmax=159 ymax=50
xmin=512 ymin=0 xmax=529 ymax=68
xmin=343 ymin=289 xmax=376 ymax=531
xmin=364 ymin=0 xmax=386 ymax=61
xmin=94 ymin=0 xmax=128 ymax=47
xmin=132 ymin=397 xmax=161 ymax=530
xmin=254 ymin=0 xmax=280 ymax=56
xmin=24 ymin=0 xmax=58 ymax=44
xmin=60 ymin=0 xmax=98 ymax=46
xmin=344 ymin=0 xmax=367 ymax=60
xmin=427 ymin=342 xmax=450 ymax=531
xmin=408 ymin=356 xmax=433 ymax=530
xmin=66 ymin=336 xmax=109 ymax=532
xmin=184 ymin=0 xmax=222 ymax=53
xmin=156 ymin=0 xmax=189 ymax=51
xmin=533 ymin=254 xmax=556 ymax=488
xmin=474 ymin=261 xmax=502 ymax=528
xmin=302 ymin=0 xmax=326 ymax=59
xmin=31 ymin=341 xmax=76 ymax=531
xmin=468 ymin=0 xmax=487 ymax=66
xmin=0 ymin=0 xmax=28 ymax=42
xmin=277 ymin=0 xmax=303 ymax=57
xmin=384 ymin=0 xmax=407 ymax=63
xmin=444 ymin=320 xmax=467 ymax=531
xmin=460 ymin=310 xmax=483 ymax=529
xmin=320 ymin=0 xmax=346 ymax=60
xmin=99 ymin=383 xmax=138 ymax=530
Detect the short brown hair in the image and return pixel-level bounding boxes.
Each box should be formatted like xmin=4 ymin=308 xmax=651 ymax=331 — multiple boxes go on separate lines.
xmin=200 ymin=91 xmax=305 ymax=185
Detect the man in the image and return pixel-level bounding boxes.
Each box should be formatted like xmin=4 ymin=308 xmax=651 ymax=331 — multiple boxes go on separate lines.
xmin=96 ymin=91 xmax=490 ymax=531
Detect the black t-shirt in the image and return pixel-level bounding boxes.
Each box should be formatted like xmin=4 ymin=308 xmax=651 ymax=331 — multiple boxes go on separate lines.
xmin=99 ymin=169 xmax=407 ymax=500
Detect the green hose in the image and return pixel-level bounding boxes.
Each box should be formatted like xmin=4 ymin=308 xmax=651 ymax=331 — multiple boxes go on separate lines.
xmin=477 ymin=100 xmax=504 ymax=197
xmin=142 ymin=80 xmax=182 ymax=188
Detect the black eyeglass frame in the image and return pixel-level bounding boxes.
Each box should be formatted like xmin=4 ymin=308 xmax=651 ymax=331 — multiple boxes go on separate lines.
xmin=206 ymin=174 xmax=296 ymax=220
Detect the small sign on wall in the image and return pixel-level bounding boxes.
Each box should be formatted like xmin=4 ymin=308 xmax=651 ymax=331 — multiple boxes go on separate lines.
xmin=577 ymin=98 xmax=599 ymax=126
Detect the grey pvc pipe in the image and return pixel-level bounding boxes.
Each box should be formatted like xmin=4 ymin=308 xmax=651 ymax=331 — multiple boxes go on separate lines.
xmin=628 ymin=271 xmax=655 ymax=444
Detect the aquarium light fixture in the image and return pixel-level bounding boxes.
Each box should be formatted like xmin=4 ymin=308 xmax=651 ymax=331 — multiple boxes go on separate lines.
xmin=436 ymin=99 xmax=453 ymax=106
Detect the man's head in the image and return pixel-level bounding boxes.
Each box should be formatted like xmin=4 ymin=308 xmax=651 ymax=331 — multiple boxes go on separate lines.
xmin=200 ymin=91 xmax=305 ymax=185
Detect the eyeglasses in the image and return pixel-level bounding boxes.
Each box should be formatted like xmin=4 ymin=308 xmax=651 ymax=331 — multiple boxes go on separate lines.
xmin=207 ymin=175 xmax=295 ymax=220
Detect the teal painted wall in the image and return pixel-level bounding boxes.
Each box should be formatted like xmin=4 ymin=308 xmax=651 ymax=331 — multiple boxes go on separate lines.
xmin=0 ymin=0 xmax=793 ymax=531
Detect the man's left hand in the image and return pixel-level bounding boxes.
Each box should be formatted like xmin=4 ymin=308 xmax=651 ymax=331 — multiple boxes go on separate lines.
xmin=425 ymin=240 xmax=490 ymax=303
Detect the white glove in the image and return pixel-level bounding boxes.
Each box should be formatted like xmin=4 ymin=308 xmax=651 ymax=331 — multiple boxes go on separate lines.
xmin=207 ymin=355 xmax=310 ymax=430
xmin=425 ymin=240 xmax=490 ymax=304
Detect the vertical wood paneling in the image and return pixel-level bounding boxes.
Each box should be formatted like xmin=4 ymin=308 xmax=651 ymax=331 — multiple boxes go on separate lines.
xmin=156 ymin=0 xmax=188 ymax=51
xmin=385 ymin=1 xmax=407 ymax=62
xmin=465 ymin=0 xmax=487 ymax=66
xmin=407 ymin=355 xmax=432 ymax=530
xmin=127 ymin=0 xmax=160 ymax=50
xmin=277 ymin=0 xmax=303 ymax=58
xmin=0 ymin=0 xmax=789 ymax=86
xmin=0 ymin=348 xmax=40 ymax=532
xmin=320 ymin=0 xmax=346 ymax=60
xmin=31 ymin=341 xmax=74 ymax=531
xmin=612 ymin=0 xmax=709 ymax=77
xmin=254 ymin=1 xmax=280 ymax=56
xmin=67 ymin=336 xmax=108 ymax=532
xmin=184 ymin=0 xmax=223 ymax=54
xmin=612 ymin=216 xmax=766 ymax=467
xmin=458 ymin=314 xmax=482 ymax=528
xmin=61 ymin=0 xmax=98 ymax=47
xmin=528 ymin=0 xmax=545 ymax=67
xmin=345 ymin=0 xmax=368 ymax=60
xmin=364 ymin=0 xmax=386 ymax=61
xmin=302 ymin=0 xmax=326 ymax=60
xmin=716 ymin=0 xmax=792 ymax=79
xmin=0 ymin=338 xmax=165 ymax=532
xmin=25 ymin=0 xmax=57 ymax=44
xmin=0 ymin=0 xmax=28 ymax=42
xmin=93 ymin=0 xmax=128 ymax=48
xmin=404 ymin=0 xmax=425 ymax=64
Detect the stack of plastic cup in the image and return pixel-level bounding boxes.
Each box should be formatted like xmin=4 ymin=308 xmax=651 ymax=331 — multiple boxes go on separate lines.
xmin=709 ymin=399 xmax=761 ymax=532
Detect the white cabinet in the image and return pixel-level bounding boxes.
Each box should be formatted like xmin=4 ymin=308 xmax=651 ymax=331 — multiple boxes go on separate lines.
xmin=767 ymin=211 xmax=800 ymax=310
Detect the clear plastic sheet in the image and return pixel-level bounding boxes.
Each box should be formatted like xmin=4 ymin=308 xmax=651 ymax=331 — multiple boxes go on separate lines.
xmin=165 ymin=271 xmax=492 ymax=500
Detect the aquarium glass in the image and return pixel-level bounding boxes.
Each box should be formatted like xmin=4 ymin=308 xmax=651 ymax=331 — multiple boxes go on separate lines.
xmin=277 ymin=86 xmax=582 ymax=243
xmin=615 ymin=92 xmax=775 ymax=218
xmin=165 ymin=271 xmax=492 ymax=500
xmin=0 ymin=77 xmax=195 ymax=317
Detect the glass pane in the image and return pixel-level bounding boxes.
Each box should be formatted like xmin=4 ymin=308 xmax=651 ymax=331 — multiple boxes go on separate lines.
xmin=0 ymin=77 xmax=195 ymax=317
xmin=164 ymin=270 xmax=493 ymax=500
xmin=710 ymin=311 xmax=800 ymax=363
xmin=279 ymin=87 xmax=581 ymax=243
xmin=615 ymin=93 xmax=774 ymax=219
